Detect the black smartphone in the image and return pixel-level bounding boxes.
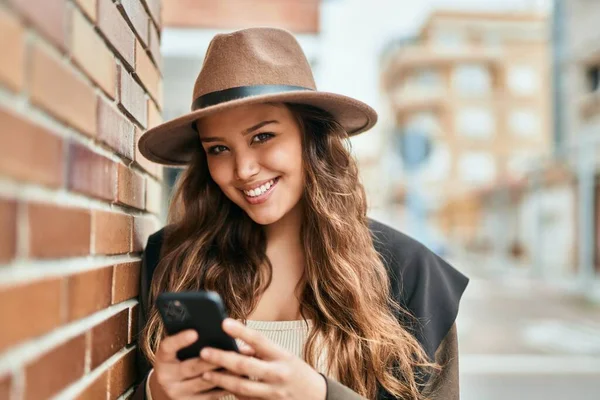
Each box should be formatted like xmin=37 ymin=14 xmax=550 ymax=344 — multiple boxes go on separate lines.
xmin=156 ymin=291 xmax=240 ymax=361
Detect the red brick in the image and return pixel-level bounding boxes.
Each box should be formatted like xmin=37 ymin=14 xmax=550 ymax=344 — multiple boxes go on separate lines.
xmin=97 ymin=99 xmax=134 ymax=160
xmin=116 ymin=164 xmax=145 ymax=209
xmin=118 ymin=66 xmax=147 ymax=127
xmin=24 ymin=334 xmax=86 ymax=400
xmin=162 ymin=0 xmax=319 ymax=33
xmin=0 ymin=108 xmax=64 ymax=188
xmin=134 ymin=127 xmax=157 ymax=175
xmin=71 ymin=8 xmax=116 ymax=98
xmin=129 ymin=303 xmax=139 ymax=343
xmin=74 ymin=0 xmax=97 ymax=22
xmin=146 ymin=83 xmax=163 ymax=123
xmin=112 ymin=261 xmax=140 ymax=304
xmin=97 ymin=0 xmax=135 ymax=69
xmin=0 ymin=374 xmax=11 ymax=399
xmin=0 ymin=7 xmax=25 ymax=92
xmin=0 ymin=278 xmax=63 ymax=352
xmin=120 ymin=0 xmax=149 ymax=46
xmin=135 ymin=41 xmax=162 ymax=107
xmin=93 ymin=210 xmax=132 ymax=255
xmin=90 ymin=309 xmax=129 ymax=369
xmin=76 ymin=370 xmax=107 ymax=400
xmin=132 ymin=216 xmax=158 ymax=252
xmin=30 ymin=44 xmax=96 ymax=136
xmin=28 ymin=203 xmax=91 ymax=258
xmin=108 ymin=348 xmax=136 ymax=398
xmin=67 ymin=266 xmax=113 ymax=321
xmin=67 ymin=142 xmax=117 ymax=201
xmin=144 ymin=0 xmax=161 ymax=29
xmin=8 ymin=0 xmax=67 ymax=50
xmin=145 ymin=177 xmax=162 ymax=214
xmin=147 ymin=98 xmax=162 ymax=129
xmin=148 ymin=21 xmax=161 ymax=69
xmin=0 ymin=198 xmax=17 ymax=263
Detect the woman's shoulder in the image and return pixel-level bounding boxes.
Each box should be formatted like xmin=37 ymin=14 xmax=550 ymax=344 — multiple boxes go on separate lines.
xmin=368 ymin=218 xmax=469 ymax=360
xmin=368 ymin=218 xmax=434 ymax=265
xmin=368 ymin=218 xmax=467 ymax=297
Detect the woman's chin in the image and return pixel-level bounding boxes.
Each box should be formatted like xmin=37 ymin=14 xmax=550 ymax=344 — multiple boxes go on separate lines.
xmin=247 ymin=211 xmax=282 ymax=226
xmin=240 ymin=204 xmax=285 ymax=226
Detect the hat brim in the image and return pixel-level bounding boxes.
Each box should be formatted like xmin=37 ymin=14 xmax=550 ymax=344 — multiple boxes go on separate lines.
xmin=139 ymin=90 xmax=378 ymax=166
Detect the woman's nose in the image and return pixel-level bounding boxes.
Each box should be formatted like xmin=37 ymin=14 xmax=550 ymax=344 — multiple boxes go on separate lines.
xmin=234 ymin=151 xmax=260 ymax=181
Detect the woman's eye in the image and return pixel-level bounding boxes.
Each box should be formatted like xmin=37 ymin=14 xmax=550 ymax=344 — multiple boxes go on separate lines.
xmin=252 ymin=132 xmax=274 ymax=143
xmin=207 ymin=145 xmax=228 ymax=155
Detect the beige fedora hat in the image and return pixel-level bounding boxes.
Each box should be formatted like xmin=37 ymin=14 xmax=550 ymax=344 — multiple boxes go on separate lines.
xmin=138 ymin=27 xmax=378 ymax=166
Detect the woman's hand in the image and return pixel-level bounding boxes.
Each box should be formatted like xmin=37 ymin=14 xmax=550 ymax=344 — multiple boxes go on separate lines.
xmin=199 ymin=318 xmax=327 ymax=400
xmin=150 ymin=328 xmax=255 ymax=399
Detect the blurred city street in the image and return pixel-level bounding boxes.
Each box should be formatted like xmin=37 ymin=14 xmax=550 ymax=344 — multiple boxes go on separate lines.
xmin=451 ymin=253 xmax=600 ymax=399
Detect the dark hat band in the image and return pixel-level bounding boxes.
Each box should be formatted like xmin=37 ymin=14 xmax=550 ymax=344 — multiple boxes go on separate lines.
xmin=191 ymin=84 xmax=314 ymax=111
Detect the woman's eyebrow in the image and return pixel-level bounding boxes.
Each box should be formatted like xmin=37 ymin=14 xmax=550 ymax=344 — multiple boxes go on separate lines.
xmin=200 ymin=120 xmax=280 ymax=143
xmin=243 ymin=120 xmax=279 ymax=135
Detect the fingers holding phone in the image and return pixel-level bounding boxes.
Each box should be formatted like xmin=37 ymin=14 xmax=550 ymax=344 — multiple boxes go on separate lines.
xmin=150 ymin=329 xmax=257 ymax=399
xmin=150 ymin=292 xmax=258 ymax=399
xmin=150 ymin=329 xmax=227 ymax=399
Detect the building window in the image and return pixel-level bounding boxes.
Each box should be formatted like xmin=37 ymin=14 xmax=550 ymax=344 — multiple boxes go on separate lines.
xmin=415 ymin=68 xmax=442 ymax=88
xmin=507 ymin=65 xmax=538 ymax=96
xmin=456 ymin=107 xmax=495 ymax=139
xmin=453 ymin=64 xmax=491 ymax=96
xmin=586 ymin=66 xmax=600 ymax=93
xmin=405 ymin=111 xmax=441 ymax=136
xmin=509 ymin=110 xmax=540 ymax=137
xmin=458 ymin=152 xmax=496 ymax=185
xmin=401 ymin=69 xmax=442 ymax=96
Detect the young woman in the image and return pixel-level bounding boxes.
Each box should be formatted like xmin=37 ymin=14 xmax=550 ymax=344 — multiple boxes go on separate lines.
xmin=132 ymin=27 xmax=469 ymax=400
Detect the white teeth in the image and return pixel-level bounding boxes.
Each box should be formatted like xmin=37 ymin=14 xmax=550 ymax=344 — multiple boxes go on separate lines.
xmin=243 ymin=179 xmax=276 ymax=197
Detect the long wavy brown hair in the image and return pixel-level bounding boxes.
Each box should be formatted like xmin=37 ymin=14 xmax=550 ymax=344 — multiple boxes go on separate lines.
xmin=140 ymin=103 xmax=439 ymax=399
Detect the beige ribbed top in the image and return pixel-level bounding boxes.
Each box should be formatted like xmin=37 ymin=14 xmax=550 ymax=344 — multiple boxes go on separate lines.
xmin=242 ymin=319 xmax=315 ymax=360
xmin=147 ymin=319 xmax=331 ymax=400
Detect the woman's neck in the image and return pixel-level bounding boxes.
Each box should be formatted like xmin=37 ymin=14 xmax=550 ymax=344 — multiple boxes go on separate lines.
xmin=264 ymin=201 xmax=303 ymax=248
xmin=249 ymin=202 xmax=306 ymax=321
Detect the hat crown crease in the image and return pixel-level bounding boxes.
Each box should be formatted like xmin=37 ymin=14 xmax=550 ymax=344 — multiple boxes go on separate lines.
xmin=192 ymin=27 xmax=317 ymax=103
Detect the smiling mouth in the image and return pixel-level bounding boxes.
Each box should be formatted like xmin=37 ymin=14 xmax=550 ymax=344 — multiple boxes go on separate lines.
xmin=240 ymin=177 xmax=280 ymax=204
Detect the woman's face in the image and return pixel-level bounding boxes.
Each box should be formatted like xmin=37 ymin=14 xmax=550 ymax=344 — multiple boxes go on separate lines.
xmin=196 ymin=103 xmax=304 ymax=226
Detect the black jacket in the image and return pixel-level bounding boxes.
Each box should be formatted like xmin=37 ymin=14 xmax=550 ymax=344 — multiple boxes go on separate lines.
xmin=132 ymin=219 xmax=469 ymax=399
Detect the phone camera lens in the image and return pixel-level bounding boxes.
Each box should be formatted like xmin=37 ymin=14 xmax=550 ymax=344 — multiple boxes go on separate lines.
xmin=165 ymin=300 xmax=188 ymax=322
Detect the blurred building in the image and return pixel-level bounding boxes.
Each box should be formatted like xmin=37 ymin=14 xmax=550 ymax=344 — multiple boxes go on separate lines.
xmin=381 ymin=10 xmax=552 ymax=244
xmin=475 ymin=0 xmax=600 ymax=286
xmin=395 ymin=2 xmax=600 ymax=292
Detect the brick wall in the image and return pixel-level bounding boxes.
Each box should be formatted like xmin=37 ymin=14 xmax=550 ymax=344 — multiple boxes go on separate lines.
xmin=0 ymin=0 xmax=163 ymax=399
